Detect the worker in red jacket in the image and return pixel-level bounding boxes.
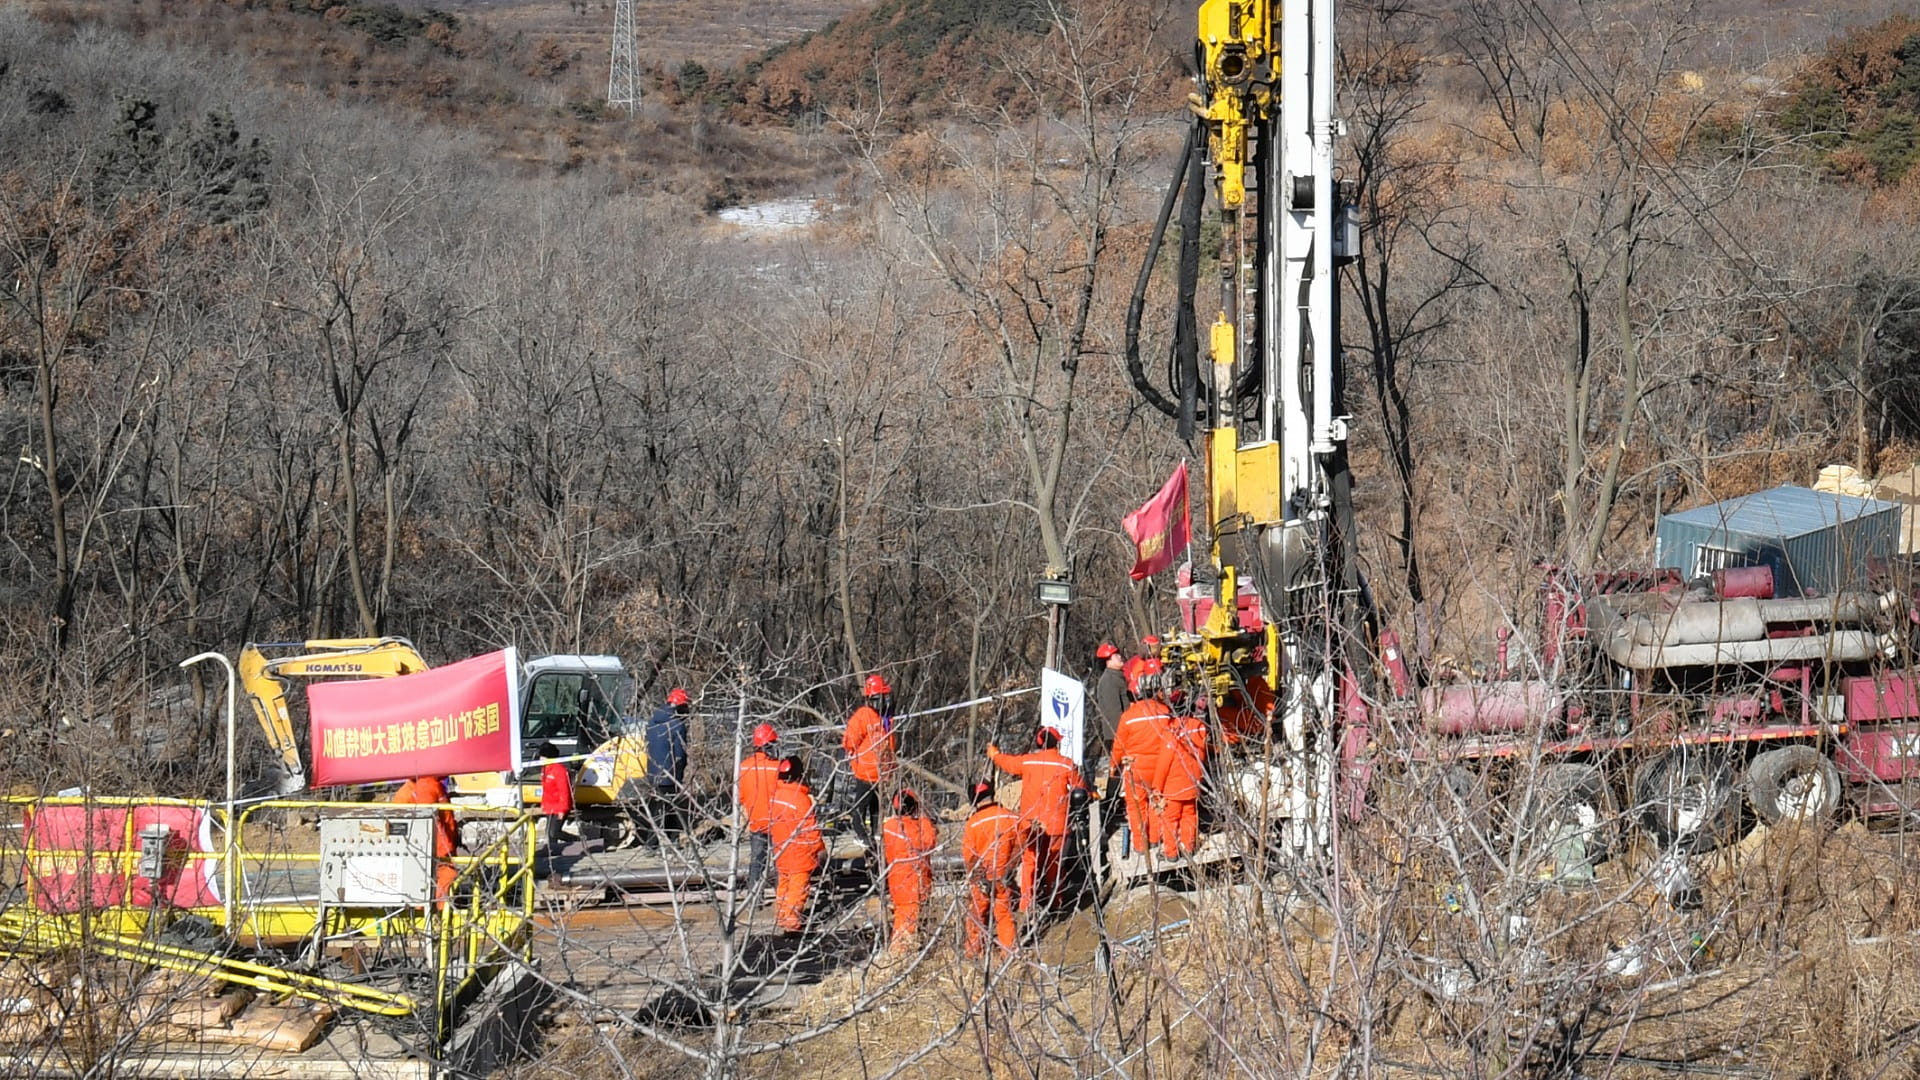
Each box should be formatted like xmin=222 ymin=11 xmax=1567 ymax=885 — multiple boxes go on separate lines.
xmin=737 ymin=723 xmax=782 ymax=896
xmin=962 ymin=781 xmax=1021 ymax=957
xmin=987 ymin=726 xmax=1086 ymax=914
xmin=842 ymin=673 xmax=897 ymax=860
xmin=767 ymin=756 xmax=826 ymax=934
xmin=393 ymin=775 xmax=457 ymax=900
xmin=537 ymin=742 xmax=574 ymax=861
xmin=1151 ymin=704 xmax=1209 ymax=859
xmin=881 ymin=788 xmax=938 ymax=953
xmin=1111 ymin=684 xmax=1175 ymax=855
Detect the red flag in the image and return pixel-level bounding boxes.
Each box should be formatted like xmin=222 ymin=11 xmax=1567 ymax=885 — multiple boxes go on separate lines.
xmin=309 ymin=648 xmax=523 ymax=786
xmin=1123 ymin=461 xmax=1191 ymax=581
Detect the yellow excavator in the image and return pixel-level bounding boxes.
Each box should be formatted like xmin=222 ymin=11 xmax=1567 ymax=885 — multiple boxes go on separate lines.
xmin=238 ymin=638 xmax=652 ymax=843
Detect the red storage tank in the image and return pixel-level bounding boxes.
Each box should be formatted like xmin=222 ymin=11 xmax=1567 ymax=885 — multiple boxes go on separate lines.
xmin=1421 ymin=681 xmax=1561 ymax=736
xmin=1714 ymin=565 xmax=1775 ymax=600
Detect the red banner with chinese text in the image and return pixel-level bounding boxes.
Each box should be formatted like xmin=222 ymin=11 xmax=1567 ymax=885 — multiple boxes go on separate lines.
xmin=309 ymin=647 xmax=523 ymax=786
xmin=1122 ymin=461 xmax=1191 ymax=581
xmin=26 ymin=803 xmax=221 ymax=913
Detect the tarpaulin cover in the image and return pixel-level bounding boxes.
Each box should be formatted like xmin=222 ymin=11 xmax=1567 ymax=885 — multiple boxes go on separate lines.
xmin=25 ymin=803 xmax=220 ymax=913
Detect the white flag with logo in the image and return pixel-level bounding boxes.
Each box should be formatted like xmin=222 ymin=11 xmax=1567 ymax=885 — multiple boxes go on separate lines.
xmin=1039 ymin=668 xmax=1087 ymax=765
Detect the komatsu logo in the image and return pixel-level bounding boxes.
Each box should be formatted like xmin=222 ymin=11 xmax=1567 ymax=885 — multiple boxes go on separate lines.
xmin=304 ymin=663 xmax=365 ymax=673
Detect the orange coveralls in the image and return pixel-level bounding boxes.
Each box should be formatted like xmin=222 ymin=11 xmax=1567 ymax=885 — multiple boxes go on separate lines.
xmin=1111 ymin=700 xmax=1174 ymax=851
xmin=987 ymin=746 xmax=1085 ymax=912
xmin=767 ymin=780 xmax=826 ymax=932
xmin=842 ymin=705 xmax=897 ymax=785
xmin=1151 ymin=712 xmax=1209 ymax=858
xmin=962 ymin=801 xmax=1022 ymax=956
xmin=842 ymin=704 xmax=897 ymax=851
xmin=882 ymin=812 xmax=938 ymax=952
xmin=392 ymin=776 xmax=457 ymax=899
xmin=737 ymin=750 xmax=781 ymax=890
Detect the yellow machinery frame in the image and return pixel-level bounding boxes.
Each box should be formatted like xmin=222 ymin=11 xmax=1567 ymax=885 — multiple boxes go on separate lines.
xmin=0 ymin=795 xmax=537 ymax=1042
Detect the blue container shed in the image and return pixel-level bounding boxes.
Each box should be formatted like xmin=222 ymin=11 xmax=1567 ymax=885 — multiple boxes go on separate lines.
xmin=1655 ymin=485 xmax=1902 ymax=596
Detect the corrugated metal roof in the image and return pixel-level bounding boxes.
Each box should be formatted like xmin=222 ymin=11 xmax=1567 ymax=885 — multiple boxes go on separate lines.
xmin=1662 ymin=484 xmax=1899 ymax=540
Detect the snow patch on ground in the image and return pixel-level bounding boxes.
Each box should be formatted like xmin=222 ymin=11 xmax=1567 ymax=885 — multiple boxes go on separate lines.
xmin=716 ymin=197 xmax=825 ymax=232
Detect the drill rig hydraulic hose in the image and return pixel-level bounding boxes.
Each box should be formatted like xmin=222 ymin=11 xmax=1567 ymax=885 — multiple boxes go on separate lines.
xmin=1126 ymin=119 xmax=1208 ymax=436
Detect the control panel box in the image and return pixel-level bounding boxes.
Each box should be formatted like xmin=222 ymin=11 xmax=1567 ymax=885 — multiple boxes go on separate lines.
xmin=318 ymin=811 xmax=435 ymax=905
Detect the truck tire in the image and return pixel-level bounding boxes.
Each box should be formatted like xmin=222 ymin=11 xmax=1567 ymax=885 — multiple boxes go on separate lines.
xmin=1633 ymin=749 xmax=1742 ymax=853
xmin=1516 ymin=763 xmax=1618 ymax=858
xmin=1746 ymin=745 xmax=1841 ymax=826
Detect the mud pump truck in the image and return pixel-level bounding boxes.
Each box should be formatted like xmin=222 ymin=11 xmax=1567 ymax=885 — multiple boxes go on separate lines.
xmin=1126 ymin=0 xmax=1369 ymax=851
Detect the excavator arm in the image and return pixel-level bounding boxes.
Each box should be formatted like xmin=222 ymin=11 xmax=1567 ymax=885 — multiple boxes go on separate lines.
xmin=237 ymin=638 xmax=431 ymax=794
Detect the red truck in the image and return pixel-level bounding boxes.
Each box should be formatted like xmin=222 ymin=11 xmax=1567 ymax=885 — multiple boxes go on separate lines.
xmin=1376 ymin=563 xmax=1920 ymax=852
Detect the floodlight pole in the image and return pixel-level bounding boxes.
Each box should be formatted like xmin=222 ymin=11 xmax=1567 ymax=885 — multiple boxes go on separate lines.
xmin=180 ymin=651 xmax=238 ymax=932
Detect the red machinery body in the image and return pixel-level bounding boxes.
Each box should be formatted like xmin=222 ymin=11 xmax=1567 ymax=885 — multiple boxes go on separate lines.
xmin=1390 ymin=561 xmax=1920 ymax=816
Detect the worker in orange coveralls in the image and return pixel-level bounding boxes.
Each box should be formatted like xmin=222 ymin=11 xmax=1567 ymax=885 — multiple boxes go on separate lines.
xmin=986 ymin=726 xmax=1086 ymax=914
xmin=842 ymin=673 xmax=898 ymax=861
xmin=737 ymin=723 xmax=782 ymax=897
xmin=393 ymin=775 xmax=457 ymax=899
xmin=881 ymin=788 xmax=938 ymax=953
xmin=1151 ymin=701 xmax=1209 ymax=859
xmin=1110 ymin=680 xmax=1175 ymax=855
xmin=767 ymin=756 xmax=826 ymax=934
xmin=962 ymin=781 xmax=1022 ymax=957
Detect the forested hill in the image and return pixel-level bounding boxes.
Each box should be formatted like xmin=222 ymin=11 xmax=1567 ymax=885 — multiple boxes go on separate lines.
xmin=22 ymin=0 xmax=830 ymax=201
xmin=727 ymin=0 xmax=1070 ymax=120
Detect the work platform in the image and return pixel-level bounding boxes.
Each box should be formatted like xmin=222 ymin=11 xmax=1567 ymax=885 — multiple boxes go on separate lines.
xmin=0 ymin=795 xmax=540 ymax=1076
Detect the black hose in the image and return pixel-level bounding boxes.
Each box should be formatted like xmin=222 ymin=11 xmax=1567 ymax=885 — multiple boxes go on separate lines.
xmin=1173 ymin=133 xmax=1206 ymax=439
xmin=1126 ymin=119 xmax=1204 ymax=422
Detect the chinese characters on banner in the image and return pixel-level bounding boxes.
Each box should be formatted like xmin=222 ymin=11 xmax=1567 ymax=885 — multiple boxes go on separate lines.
xmin=309 ymin=647 xmax=523 ymax=786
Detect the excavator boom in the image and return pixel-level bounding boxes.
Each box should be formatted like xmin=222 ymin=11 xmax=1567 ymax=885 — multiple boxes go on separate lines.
xmin=237 ymin=637 xmax=431 ymax=794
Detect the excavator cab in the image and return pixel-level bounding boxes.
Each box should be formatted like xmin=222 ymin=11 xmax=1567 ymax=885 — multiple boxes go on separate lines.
xmin=515 ymin=655 xmax=632 ymax=781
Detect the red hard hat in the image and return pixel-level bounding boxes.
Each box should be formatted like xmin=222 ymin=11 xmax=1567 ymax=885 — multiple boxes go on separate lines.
xmin=863 ymin=673 xmax=892 ymax=697
xmin=666 ymin=687 xmax=690 ymax=707
xmin=752 ymin=723 xmax=777 ymax=748
xmin=971 ymin=780 xmax=995 ymax=805
xmin=777 ymin=756 xmax=801 ymax=782
xmin=1035 ymin=726 xmax=1062 ymax=749
xmin=1095 ymin=642 xmax=1119 ymax=660
xmin=893 ymin=787 xmax=919 ymax=813
xmin=1142 ymin=635 xmax=1162 ymax=648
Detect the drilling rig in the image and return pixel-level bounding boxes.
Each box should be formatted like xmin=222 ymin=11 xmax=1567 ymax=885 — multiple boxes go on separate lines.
xmin=1128 ymin=0 xmax=1371 ymax=852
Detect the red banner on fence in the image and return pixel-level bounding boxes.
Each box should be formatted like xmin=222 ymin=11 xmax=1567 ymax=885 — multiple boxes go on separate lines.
xmin=1123 ymin=461 xmax=1191 ymax=581
xmin=26 ymin=803 xmax=221 ymax=913
xmin=309 ymin=647 xmax=522 ymax=786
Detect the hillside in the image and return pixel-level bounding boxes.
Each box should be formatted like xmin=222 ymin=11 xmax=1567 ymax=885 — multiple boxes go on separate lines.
xmin=447 ymin=0 xmax=874 ymax=69
xmin=25 ymin=0 xmax=842 ymax=202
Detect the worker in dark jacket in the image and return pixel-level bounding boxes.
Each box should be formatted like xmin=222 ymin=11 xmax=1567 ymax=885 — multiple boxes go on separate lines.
xmin=1091 ymin=642 xmax=1127 ymax=771
xmin=645 ymin=687 xmax=691 ymax=842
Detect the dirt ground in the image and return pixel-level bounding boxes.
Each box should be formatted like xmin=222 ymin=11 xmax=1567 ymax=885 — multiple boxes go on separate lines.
xmin=516 ymin=817 xmax=1920 ymax=1078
